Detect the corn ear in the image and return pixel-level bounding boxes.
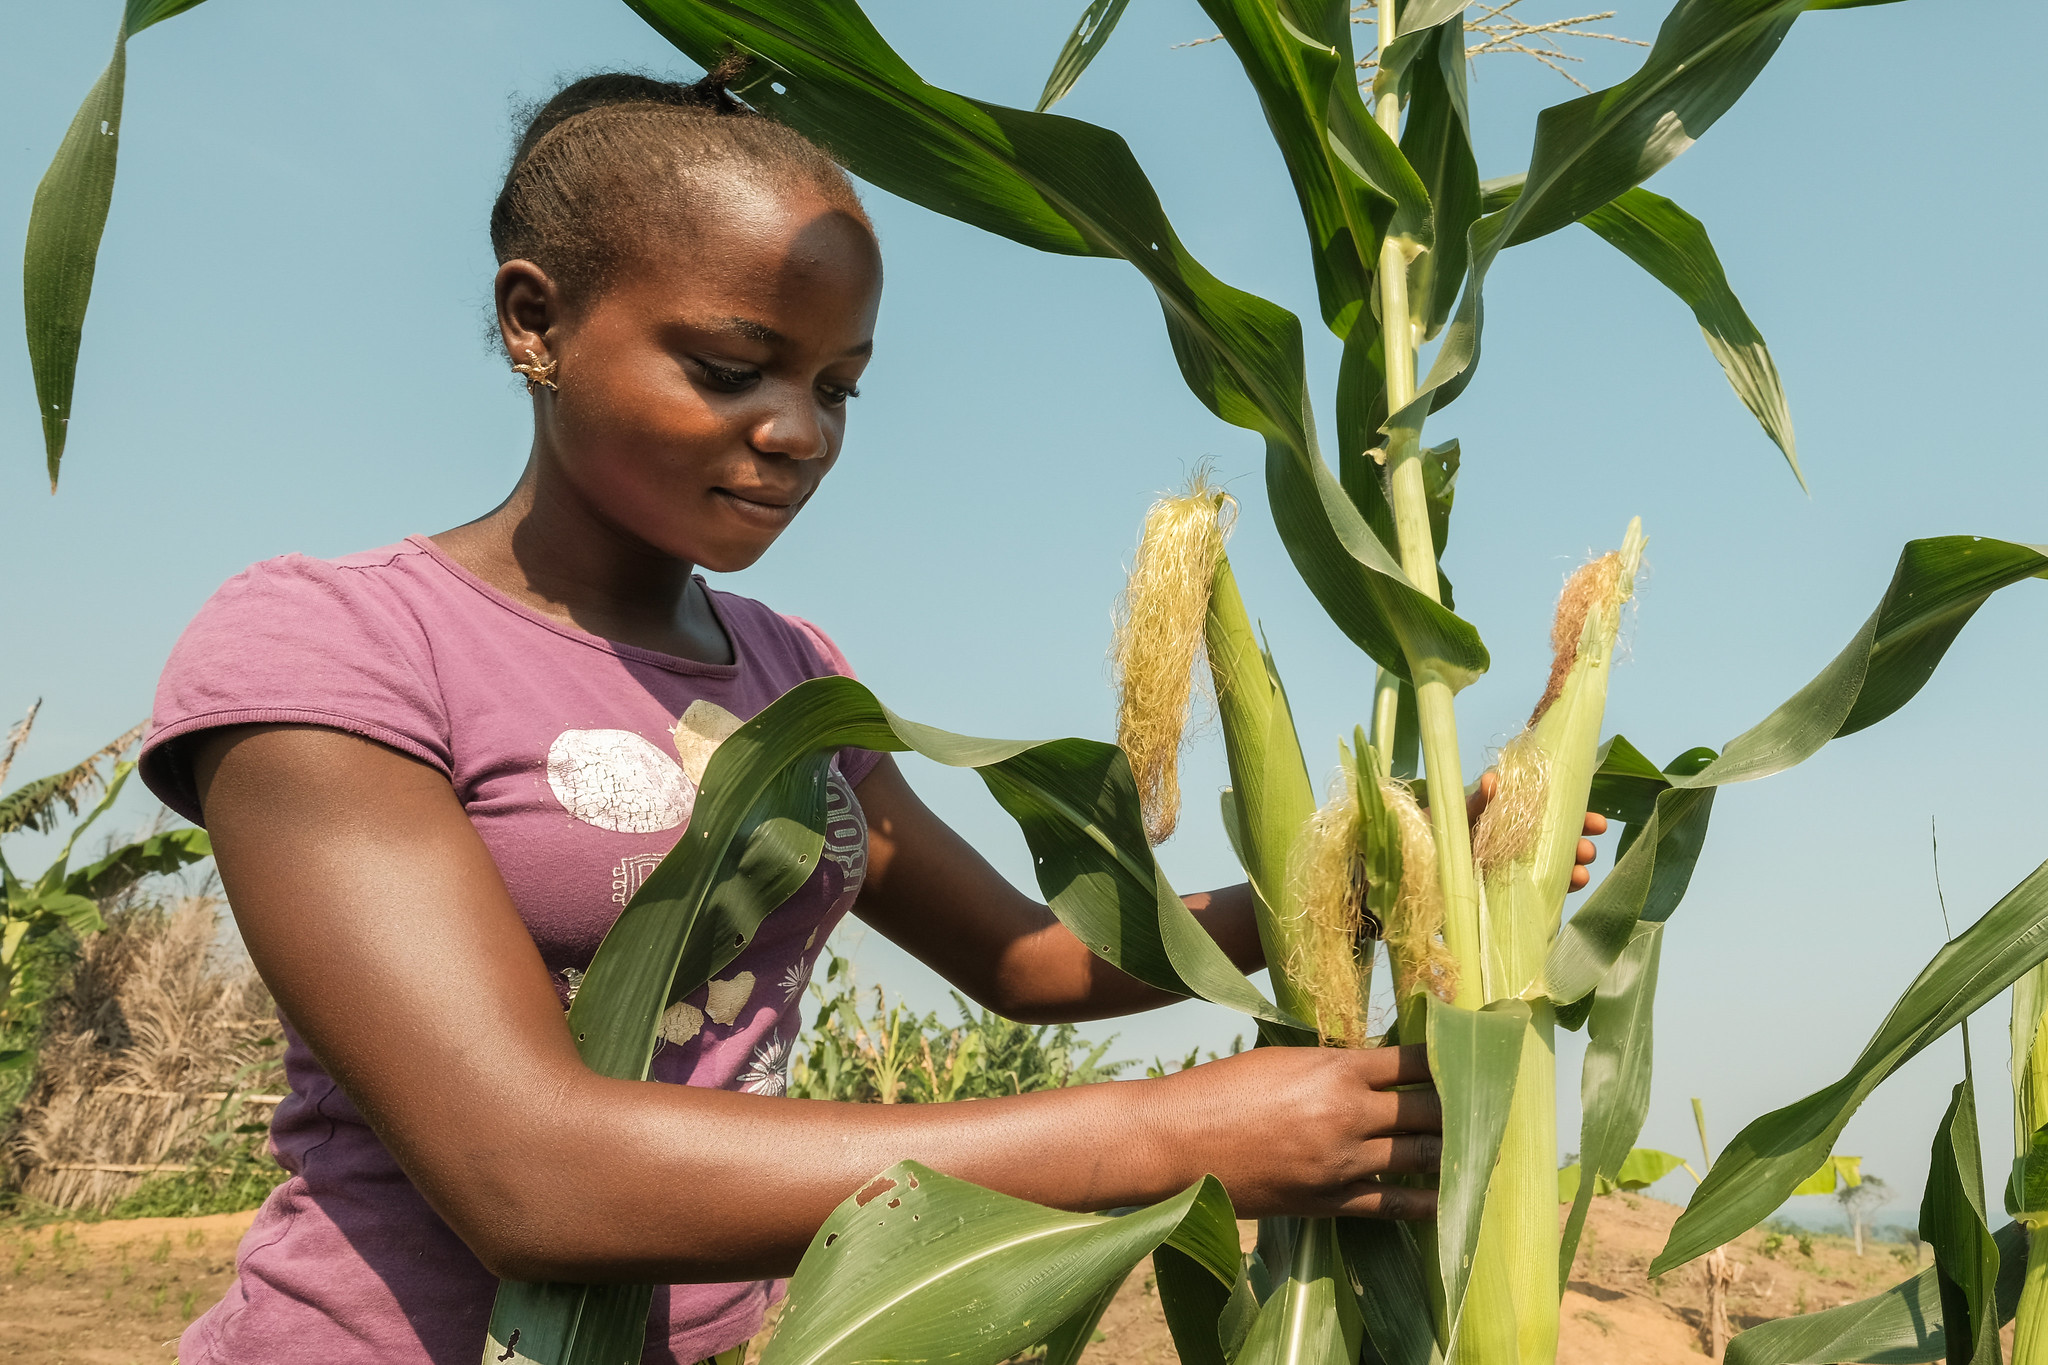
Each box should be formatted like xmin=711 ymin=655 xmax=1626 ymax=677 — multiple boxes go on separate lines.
xmin=1454 ymin=518 xmax=1643 ymax=1365
xmin=1205 ymin=551 xmax=1319 ymax=1028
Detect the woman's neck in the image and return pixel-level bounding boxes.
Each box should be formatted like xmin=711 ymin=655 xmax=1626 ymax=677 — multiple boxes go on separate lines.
xmin=431 ymin=458 xmax=735 ymax=666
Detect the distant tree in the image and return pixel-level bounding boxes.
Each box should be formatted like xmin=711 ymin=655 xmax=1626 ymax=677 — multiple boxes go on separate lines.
xmin=1839 ymin=1174 xmax=1890 ymax=1256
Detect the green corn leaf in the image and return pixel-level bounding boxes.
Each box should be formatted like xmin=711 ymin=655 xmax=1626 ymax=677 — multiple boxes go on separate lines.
xmin=1724 ymin=1224 xmax=2026 ymax=1365
xmin=1033 ymin=1267 xmax=1130 ymax=1365
xmin=1036 ymin=0 xmax=1134 ymax=112
xmin=25 ymin=1 xmax=212 ymax=489
xmin=1232 ymin=1218 xmax=1362 ymax=1365
xmin=1427 ymin=995 xmax=1529 ymax=1348
xmin=490 ymin=675 xmax=1299 ymax=1361
xmin=1580 ymin=187 xmax=1799 ymax=485
xmin=1543 ymin=778 xmax=1713 ymax=1005
xmin=1484 ymin=178 xmax=1797 ymax=482
xmin=1191 ymin=0 xmax=1380 ymax=338
xmin=1155 ymin=1241 xmax=1258 ymax=1365
xmin=1920 ymin=1055 xmax=2001 ymax=1365
xmin=1397 ymin=17 xmax=1480 ymax=342
xmin=628 ymin=0 xmax=1488 ymax=689
xmin=759 ymin=1162 xmax=1238 ymax=1365
xmin=1557 ymin=922 xmax=1663 ymax=1287
xmin=1552 ymin=535 xmax=2046 ymax=1004
xmin=1654 ymin=857 xmax=2048 ymax=1275
xmin=1334 ymin=1217 xmax=1441 ymax=1365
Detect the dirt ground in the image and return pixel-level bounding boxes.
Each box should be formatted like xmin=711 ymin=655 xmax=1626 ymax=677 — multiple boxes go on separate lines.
xmin=0 ymin=1212 xmax=250 ymax=1364
xmin=0 ymin=1196 xmax=1959 ymax=1364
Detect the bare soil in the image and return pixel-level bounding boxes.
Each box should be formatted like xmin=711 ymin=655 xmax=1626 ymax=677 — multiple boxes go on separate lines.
xmin=0 ymin=1197 xmax=1948 ymax=1364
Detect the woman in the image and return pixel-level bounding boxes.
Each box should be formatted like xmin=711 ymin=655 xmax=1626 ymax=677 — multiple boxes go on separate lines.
xmin=140 ymin=68 xmax=1602 ymax=1365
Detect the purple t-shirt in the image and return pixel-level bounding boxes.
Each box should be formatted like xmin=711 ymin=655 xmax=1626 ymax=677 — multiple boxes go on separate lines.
xmin=140 ymin=536 xmax=878 ymax=1365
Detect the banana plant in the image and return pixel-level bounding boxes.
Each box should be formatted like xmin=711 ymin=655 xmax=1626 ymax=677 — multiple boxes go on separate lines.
xmin=24 ymin=2 xmax=2048 ymax=1364
xmin=0 ymin=710 xmax=212 ymax=1064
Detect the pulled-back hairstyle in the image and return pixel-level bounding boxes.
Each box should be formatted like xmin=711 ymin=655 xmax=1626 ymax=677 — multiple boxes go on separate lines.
xmin=490 ymin=61 xmax=869 ymax=321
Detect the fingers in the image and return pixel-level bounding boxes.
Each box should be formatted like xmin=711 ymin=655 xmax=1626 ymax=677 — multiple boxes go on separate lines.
xmin=1353 ymin=1042 xmax=1431 ymax=1089
xmin=1360 ymin=1085 xmax=1442 ymax=1137
xmin=1567 ymin=828 xmax=1603 ymax=892
xmin=1337 ymin=1180 xmax=1438 ymax=1220
xmin=1464 ymin=770 xmax=1498 ymax=827
xmin=1355 ymin=1133 xmax=1442 ymax=1177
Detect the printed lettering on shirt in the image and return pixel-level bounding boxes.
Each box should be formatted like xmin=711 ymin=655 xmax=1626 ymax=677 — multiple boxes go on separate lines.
xmin=611 ymin=852 xmax=666 ymax=907
xmin=822 ymin=768 xmax=866 ymax=889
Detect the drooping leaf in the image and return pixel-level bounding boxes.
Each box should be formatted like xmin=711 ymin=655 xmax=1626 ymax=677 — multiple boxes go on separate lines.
xmin=1560 ymin=1146 xmax=1689 ymax=1198
xmin=1483 ymin=178 xmax=1798 ymax=481
xmin=1427 ymin=996 xmax=1529 ymax=1348
xmin=1036 ymin=0 xmax=1134 ymax=111
xmin=1724 ymin=1223 xmax=2027 ymax=1365
xmin=628 ymin=0 xmax=1489 ymax=689
xmin=759 ymin=1162 xmax=1238 ymax=1365
xmin=25 ymin=2 xmax=212 ymax=488
xmin=1655 ymin=858 xmax=2048 ymax=1274
xmin=1919 ymin=1060 xmax=2000 ymax=1365
xmin=1581 ymin=187 xmax=1799 ymax=484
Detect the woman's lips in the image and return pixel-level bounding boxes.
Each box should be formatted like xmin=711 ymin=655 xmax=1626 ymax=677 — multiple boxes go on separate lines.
xmin=712 ymin=486 xmax=800 ymax=527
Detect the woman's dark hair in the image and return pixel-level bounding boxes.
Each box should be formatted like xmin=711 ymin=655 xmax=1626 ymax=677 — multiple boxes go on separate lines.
xmin=491 ymin=61 xmax=869 ymax=313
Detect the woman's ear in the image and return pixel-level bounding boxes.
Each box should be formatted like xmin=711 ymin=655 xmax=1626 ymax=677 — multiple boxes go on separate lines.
xmin=495 ymin=260 xmax=559 ymax=367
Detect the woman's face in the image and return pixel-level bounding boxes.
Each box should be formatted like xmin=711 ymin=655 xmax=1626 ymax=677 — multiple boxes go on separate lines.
xmin=503 ymin=182 xmax=882 ymax=573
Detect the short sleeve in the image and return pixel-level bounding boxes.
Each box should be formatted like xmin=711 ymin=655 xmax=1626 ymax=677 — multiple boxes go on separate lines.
xmin=140 ymin=555 xmax=450 ymax=825
xmin=783 ymin=613 xmax=884 ymax=789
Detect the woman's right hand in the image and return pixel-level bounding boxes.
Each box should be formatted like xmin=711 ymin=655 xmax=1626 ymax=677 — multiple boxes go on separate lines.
xmin=1159 ymin=1042 xmax=1441 ymax=1221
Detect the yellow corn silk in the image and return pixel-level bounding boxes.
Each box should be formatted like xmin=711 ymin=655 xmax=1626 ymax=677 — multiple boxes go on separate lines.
xmin=1456 ymin=519 xmax=1643 ymax=1365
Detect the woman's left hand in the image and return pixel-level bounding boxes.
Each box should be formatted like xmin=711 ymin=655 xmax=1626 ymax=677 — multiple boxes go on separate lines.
xmin=1464 ymin=770 xmax=1609 ymax=892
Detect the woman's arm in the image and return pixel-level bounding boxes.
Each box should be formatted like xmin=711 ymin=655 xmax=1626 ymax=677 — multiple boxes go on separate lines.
xmin=852 ymin=756 xmax=1607 ymax=1024
xmin=852 ymin=756 xmax=1260 ymax=1022
xmin=195 ymin=725 xmax=1440 ymax=1285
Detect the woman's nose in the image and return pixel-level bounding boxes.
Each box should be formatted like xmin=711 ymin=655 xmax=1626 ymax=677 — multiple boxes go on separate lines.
xmin=749 ymin=383 xmax=831 ymax=461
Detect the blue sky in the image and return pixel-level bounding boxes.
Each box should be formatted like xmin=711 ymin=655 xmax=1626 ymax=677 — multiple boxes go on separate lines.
xmin=6 ymin=0 xmax=2046 ymax=1225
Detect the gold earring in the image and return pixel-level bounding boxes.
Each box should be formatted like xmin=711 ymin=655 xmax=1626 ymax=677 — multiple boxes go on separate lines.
xmin=512 ymin=347 xmax=558 ymax=394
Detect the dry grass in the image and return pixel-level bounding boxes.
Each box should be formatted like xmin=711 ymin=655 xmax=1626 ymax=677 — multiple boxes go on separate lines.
xmin=4 ymin=895 xmax=282 ymax=1214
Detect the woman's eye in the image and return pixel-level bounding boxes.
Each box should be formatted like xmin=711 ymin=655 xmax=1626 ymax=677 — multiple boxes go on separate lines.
xmin=818 ymin=382 xmax=861 ymax=408
xmin=694 ymin=359 xmax=759 ymax=391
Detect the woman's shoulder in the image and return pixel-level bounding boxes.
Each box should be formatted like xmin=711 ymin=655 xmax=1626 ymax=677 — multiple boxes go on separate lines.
xmin=143 ymin=539 xmax=459 ymax=823
xmin=702 ymin=583 xmax=859 ymax=684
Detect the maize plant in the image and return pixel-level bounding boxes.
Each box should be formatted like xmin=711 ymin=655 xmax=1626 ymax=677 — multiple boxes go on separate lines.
xmin=22 ymin=1 xmax=2048 ymax=1364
